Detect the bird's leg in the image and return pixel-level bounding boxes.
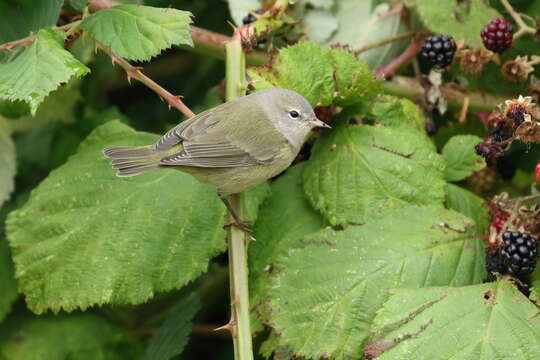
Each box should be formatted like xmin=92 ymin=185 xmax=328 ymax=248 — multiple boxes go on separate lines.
xmin=221 ymin=196 xmax=254 ymax=236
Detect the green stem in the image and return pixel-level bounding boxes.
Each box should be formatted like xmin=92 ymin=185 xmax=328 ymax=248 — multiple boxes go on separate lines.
xmin=225 ymin=30 xmax=253 ymax=360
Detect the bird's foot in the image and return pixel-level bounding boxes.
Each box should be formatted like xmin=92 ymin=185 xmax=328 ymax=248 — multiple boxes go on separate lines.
xmin=223 ymin=220 xmax=255 ymax=241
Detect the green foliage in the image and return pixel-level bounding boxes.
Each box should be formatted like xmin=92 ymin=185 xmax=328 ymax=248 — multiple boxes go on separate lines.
xmin=0 ymin=29 xmax=89 ymax=115
xmin=0 ymin=236 xmax=17 ymax=323
xmin=445 ymin=183 xmax=489 ymax=235
xmin=0 ymin=0 xmax=63 ymax=43
xmin=69 ymin=0 xmax=89 ymax=12
xmin=414 ymin=0 xmax=501 ymax=47
xmin=371 ymin=279 xmax=540 ymax=359
xmin=6 ymin=121 xmax=226 ymax=313
xmin=0 ymin=313 xmax=141 ymax=360
xmin=249 ymin=164 xmax=326 ymax=326
xmin=265 ymin=206 xmax=485 ymax=359
xmin=442 ymin=135 xmax=486 ymax=182
xmin=248 ymin=42 xmax=380 ymax=107
xmin=81 ymin=5 xmax=194 ymax=61
xmin=0 ymin=118 xmax=15 ymax=207
xmin=303 ymin=114 xmax=446 ymax=226
xmin=368 ymin=96 xmax=427 ymax=133
xmin=143 ymin=293 xmax=201 ymax=360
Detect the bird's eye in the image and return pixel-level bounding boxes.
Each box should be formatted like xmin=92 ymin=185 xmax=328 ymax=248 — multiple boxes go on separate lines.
xmin=289 ymin=109 xmax=300 ymax=119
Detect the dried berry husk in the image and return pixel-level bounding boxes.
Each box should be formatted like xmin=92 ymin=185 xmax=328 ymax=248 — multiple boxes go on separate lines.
xmin=458 ymin=48 xmax=492 ymax=76
xmin=501 ymin=56 xmax=534 ymax=83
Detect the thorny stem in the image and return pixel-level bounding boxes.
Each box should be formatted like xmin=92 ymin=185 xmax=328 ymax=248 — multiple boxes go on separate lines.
xmin=0 ymin=23 xmax=75 ymax=51
xmin=376 ymin=39 xmax=424 ymax=79
xmin=500 ymin=0 xmax=536 ymax=39
xmin=224 ymin=27 xmax=254 ymax=360
xmin=353 ymin=31 xmax=422 ymax=56
xmin=95 ymin=42 xmax=195 ymax=118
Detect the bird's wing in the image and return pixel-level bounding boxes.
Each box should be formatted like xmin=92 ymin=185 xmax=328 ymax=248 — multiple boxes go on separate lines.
xmin=155 ymin=98 xmax=287 ymax=168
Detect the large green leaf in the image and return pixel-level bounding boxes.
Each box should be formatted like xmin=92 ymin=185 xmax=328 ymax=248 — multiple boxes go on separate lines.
xmin=0 ymin=29 xmax=89 ymax=115
xmin=248 ymin=42 xmax=380 ymax=107
xmin=0 ymin=118 xmax=15 ymax=207
xmin=445 ymin=183 xmax=488 ymax=235
xmin=0 ymin=0 xmax=63 ymax=44
xmin=6 ymin=120 xmax=226 ymax=313
xmin=303 ymin=118 xmax=446 ymax=226
xmin=414 ymin=0 xmax=501 ymax=48
xmin=143 ymin=293 xmax=201 ymax=360
xmin=81 ymin=5 xmax=193 ymax=62
xmin=0 ymin=313 xmax=141 ymax=359
xmin=0 ymin=235 xmax=17 ymax=322
xmin=326 ymin=1 xmax=406 ymax=69
xmin=249 ymin=164 xmax=326 ymax=326
xmin=442 ymin=135 xmax=485 ymax=182
xmin=266 ymin=206 xmax=485 ymax=359
xmin=370 ymin=279 xmax=540 ymax=359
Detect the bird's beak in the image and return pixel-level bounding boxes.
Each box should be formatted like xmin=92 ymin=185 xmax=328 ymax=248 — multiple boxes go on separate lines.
xmin=311 ymin=117 xmax=331 ymax=129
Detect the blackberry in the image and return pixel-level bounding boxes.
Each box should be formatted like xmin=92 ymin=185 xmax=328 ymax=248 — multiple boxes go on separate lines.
xmin=421 ymin=35 xmax=457 ymax=69
xmin=481 ymin=18 xmax=513 ymax=53
xmin=490 ymin=126 xmax=511 ymax=143
xmin=242 ymin=8 xmax=264 ymax=25
xmin=501 ymin=231 xmax=538 ymax=277
xmin=424 ymin=121 xmax=437 ymax=136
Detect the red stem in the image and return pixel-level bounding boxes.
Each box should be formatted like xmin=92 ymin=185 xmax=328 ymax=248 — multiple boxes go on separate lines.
xmin=376 ymin=40 xmax=423 ymax=79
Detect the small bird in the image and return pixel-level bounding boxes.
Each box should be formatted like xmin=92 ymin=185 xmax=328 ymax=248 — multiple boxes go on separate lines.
xmin=103 ymin=88 xmax=329 ymax=224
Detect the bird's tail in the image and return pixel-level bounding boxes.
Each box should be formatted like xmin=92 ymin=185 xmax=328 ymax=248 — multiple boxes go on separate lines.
xmin=102 ymin=146 xmax=160 ymax=177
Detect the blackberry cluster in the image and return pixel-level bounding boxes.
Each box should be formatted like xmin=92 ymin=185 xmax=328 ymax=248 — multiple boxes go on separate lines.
xmin=500 ymin=231 xmax=538 ymax=276
xmin=481 ymin=18 xmax=513 ymax=53
xmin=421 ymin=35 xmax=456 ymax=69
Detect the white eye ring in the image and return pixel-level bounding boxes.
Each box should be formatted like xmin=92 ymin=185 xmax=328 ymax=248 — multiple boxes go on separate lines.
xmin=289 ymin=109 xmax=300 ymax=119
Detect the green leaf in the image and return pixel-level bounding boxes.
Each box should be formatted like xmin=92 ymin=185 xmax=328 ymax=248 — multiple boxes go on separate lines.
xmin=143 ymin=293 xmax=201 ymax=360
xmin=228 ymin=0 xmax=260 ymax=26
xmin=0 ymin=29 xmax=90 ymax=115
xmin=266 ymin=206 xmax=485 ymax=359
xmin=70 ymin=0 xmax=89 ymax=12
xmin=242 ymin=182 xmax=271 ymax=223
xmin=249 ymin=164 xmax=326 ymax=325
xmin=81 ymin=5 xmax=193 ymax=62
xmin=248 ymin=42 xmax=380 ymax=107
xmin=0 ymin=236 xmax=17 ymax=323
xmin=445 ymin=183 xmax=489 ymax=235
xmin=0 ymin=313 xmax=141 ymax=359
xmin=370 ymin=279 xmax=540 ymax=360
xmin=414 ymin=0 xmax=501 ymax=47
xmin=303 ymin=117 xmax=446 ymax=226
xmin=6 ymin=120 xmax=226 ymax=313
xmin=0 ymin=118 xmax=15 ymax=207
xmin=326 ymin=1 xmax=407 ymax=69
xmin=0 ymin=0 xmax=63 ymax=44
xmin=368 ymin=96 xmax=427 ymax=133
xmin=442 ymin=135 xmax=485 ymax=182
xmin=303 ymin=10 xmax=338 ymax=44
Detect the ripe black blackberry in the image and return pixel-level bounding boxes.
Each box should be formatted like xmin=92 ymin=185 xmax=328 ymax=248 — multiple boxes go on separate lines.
xmin=242 ymin=9 xmax=264 ymax=25
xmin=421 ymin=35 xmax=456 ymax=69
xmin=501 ymin=231 xmax=538 ymax=277
xmin=481 ymin=18 xmax=513 ymax=53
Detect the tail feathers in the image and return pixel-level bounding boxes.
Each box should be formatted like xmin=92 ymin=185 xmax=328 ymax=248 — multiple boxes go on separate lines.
xmin=103 ymin=146 xmax=160 ymax=177
xmin=103 ymin=145 xmax=154 ymax=159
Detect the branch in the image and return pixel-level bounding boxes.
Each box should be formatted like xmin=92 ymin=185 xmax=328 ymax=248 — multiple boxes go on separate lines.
xmin=224 ymin=27 xmax=254 ymax=360
xmin=95 ymin=42 xmax=195 ymax=118
xmin=376 ymin=39 xmax=423 ymax=79
xmin=0 ymin=23 xmax=76 ymax=51
xmin=501 ymin=0 xmax=536 ymax=38
xmin=353 ymin=31 xmax=421 ymax=56
xmin=381 ymin=76 xmax=509 ymax=113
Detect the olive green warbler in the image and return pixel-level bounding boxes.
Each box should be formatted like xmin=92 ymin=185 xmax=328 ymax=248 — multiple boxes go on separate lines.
xmin=103 ymin=88 xmax=329 ymax=197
